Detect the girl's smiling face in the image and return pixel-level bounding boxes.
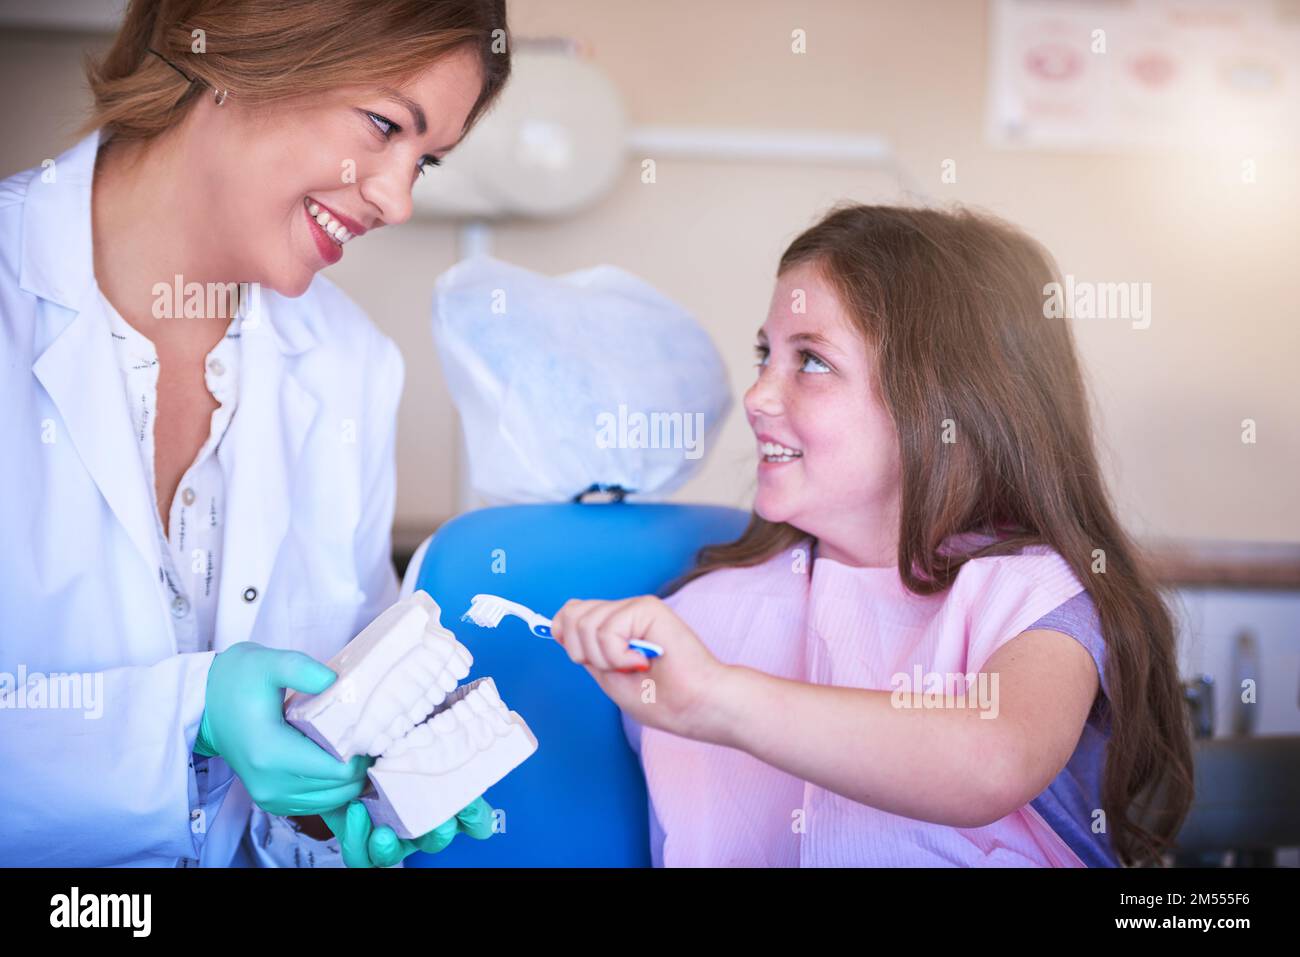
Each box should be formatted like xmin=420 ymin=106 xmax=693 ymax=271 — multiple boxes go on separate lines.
xmin=744 ymin=260 xmax=903 ymax=567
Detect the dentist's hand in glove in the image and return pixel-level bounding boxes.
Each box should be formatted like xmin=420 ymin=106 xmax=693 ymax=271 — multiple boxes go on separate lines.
xmin=195 ymin=641 xmax=372 ymax=816
xmin=320 ymin=797 xmax=495 ymax=868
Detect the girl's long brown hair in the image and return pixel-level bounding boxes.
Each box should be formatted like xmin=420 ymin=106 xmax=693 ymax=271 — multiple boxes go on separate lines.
xmin=673 ymin=204 xmax=1193 ymax=866
xmin=76 ymin=0 xmax=510 ymax=146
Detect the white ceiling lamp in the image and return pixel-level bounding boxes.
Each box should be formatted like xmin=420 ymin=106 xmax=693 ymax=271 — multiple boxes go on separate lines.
xmin=414 ymin=41 xmax=629 ymax=220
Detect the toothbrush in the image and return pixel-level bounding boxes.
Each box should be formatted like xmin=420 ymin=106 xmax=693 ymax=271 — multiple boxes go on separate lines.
xmin=460 ymin=594 xmax=665 ymax=659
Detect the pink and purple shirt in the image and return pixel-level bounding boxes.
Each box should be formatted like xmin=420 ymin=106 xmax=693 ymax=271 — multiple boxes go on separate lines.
xmin=622 ymin=538 xmax=1116 ymax=867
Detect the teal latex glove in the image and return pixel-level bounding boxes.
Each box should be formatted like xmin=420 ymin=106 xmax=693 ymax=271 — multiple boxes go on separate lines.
xmin=195 ymin=641 xmax=372 ymax=816
xmin=320 ymin=797 xmax=495 ymax=868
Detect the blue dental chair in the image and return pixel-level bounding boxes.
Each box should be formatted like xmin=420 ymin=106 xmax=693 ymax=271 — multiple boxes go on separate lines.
xmin=401 ymin=501 xmax=750 ymax=867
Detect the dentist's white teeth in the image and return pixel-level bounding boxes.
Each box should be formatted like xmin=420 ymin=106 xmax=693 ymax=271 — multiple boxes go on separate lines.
xmin=305 ymin=197 xmax=352 ymax=246
xmin=326 ymin=221 xmax=351 ymax=241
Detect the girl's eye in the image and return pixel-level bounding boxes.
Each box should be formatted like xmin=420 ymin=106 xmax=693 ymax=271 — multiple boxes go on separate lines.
xmin=800 ymin=350 xmax=832 ymax=373
xmin=753 ymin=344 xmax=769 ymax=367
xmin=416 ymin=155 xmax=442 ymax=178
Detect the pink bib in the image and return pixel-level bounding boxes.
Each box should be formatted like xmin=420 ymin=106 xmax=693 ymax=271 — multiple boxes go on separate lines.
xmin=634 ymin=538 xmax=1089 ymax=867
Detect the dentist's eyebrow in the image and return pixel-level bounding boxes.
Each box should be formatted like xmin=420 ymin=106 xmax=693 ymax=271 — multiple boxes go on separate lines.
xmin=377 ymin=87 xmax=429 ymax=136
xmin=377 ymin=87 xmax=465 ymax=154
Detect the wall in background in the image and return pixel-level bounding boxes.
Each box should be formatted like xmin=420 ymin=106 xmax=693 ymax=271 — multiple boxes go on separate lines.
xmin=2 ymin=0 xmax=1297 ymax=544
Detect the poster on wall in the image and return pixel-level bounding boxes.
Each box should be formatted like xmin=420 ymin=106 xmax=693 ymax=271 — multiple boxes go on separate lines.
xmin=986 ymin=0 xmax=1300 ymax=152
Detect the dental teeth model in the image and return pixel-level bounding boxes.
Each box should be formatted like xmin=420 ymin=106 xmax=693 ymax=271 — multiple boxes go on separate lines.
xmin=364 ymin=676 xmax=537 ymax=839
xmin=284 ymin=591 xmax=537 ymax=840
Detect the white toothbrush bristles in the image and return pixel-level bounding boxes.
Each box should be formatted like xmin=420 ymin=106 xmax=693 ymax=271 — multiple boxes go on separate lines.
xmin=461 ymin=595 xmax=512 ymax=629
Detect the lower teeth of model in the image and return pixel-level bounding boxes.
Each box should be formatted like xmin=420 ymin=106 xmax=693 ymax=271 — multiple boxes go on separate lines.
xmin=766 ymin=454 xmax=800 ymax=462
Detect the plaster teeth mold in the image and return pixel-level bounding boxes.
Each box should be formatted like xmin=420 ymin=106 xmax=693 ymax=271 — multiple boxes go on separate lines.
xmin=284 ymin=592 xmax=537 ymax=840
xmin=363 ymin=676 xmax=537 ymax=839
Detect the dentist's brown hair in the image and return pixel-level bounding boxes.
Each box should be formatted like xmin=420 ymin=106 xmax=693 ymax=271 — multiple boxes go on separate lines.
xmin=672 ymin=203 xmax=1193 ymax=867
xmin=76 ymin=0 xmax=510 ymax=145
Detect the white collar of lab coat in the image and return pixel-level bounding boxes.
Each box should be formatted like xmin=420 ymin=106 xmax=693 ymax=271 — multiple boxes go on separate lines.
xmin=24 ymin=128 xmax=322 ymax=648
xmin=18 ymin=126 xmax=316 ymax=358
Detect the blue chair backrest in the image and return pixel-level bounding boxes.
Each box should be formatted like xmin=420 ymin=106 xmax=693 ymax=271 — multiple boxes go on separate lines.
xmin=404 ymin=501 xmax=749 ymax=867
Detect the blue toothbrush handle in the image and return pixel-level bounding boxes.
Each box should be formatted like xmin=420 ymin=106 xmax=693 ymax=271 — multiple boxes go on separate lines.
xmin=536 ymin=620 xmax=663 ymax=658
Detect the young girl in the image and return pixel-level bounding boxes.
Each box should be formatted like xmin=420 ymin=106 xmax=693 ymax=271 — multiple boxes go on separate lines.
xmin=551 ymin=204 xmax=1193 ymax=867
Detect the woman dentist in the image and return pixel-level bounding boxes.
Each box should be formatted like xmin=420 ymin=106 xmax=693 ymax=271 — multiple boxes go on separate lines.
xmin=0 ymin=0 xmax=509 ymax=867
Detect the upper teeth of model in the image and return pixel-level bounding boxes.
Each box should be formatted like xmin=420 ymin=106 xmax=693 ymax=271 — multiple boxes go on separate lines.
xmin=352 ymin=626 xmax=472 ymax=758
xmin=288 ymin=595 xmax=473 ymax=759
xmin=306 ymin=198 xmax=353 ymax=244
xmin=761 ymin=441 xmax=802 ymax=460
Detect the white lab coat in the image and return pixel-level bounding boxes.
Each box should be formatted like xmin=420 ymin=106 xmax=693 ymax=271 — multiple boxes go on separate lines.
xmin=0 ymin=129 xmax=404 ymax=866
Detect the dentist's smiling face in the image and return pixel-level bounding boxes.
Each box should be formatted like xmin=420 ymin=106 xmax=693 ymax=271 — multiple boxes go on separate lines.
xmin=744 ymin=260 xmax=903 ymax=566
xmin=194 ymin=44 xmax=484 ymax=297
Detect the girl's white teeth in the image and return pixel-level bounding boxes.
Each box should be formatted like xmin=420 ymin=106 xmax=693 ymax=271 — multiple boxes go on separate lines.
xmin=305 ymin=198 xmax=352 ymax=244
xmin=761 ymin=441 xmax=802 ymax=461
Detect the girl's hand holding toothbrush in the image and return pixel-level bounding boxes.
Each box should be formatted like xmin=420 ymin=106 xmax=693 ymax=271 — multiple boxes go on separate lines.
xmin=551 ymin=596 xmax=731 ymax=740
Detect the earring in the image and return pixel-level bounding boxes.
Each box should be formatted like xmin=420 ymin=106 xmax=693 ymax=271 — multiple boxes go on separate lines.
xmin=213 ymin=88 xmax=229 ymax=106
